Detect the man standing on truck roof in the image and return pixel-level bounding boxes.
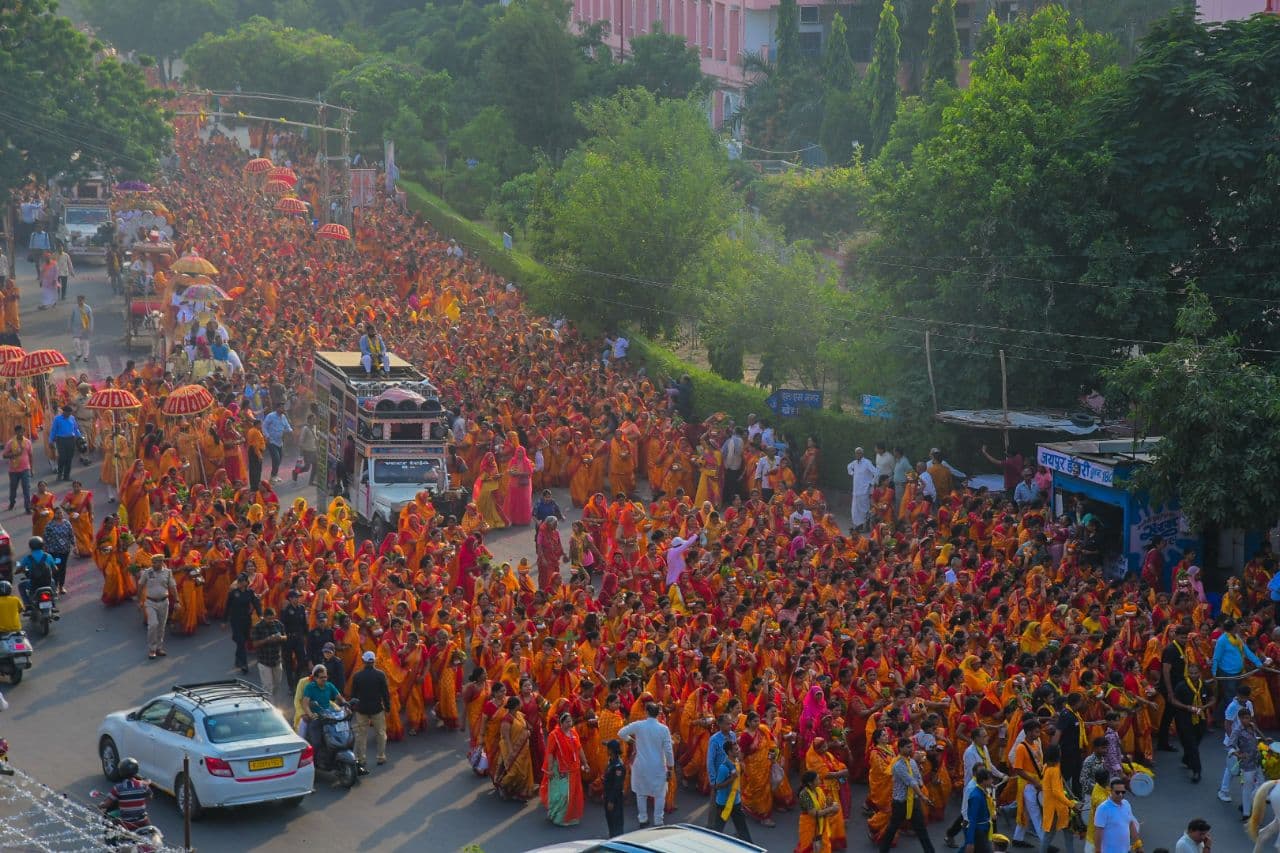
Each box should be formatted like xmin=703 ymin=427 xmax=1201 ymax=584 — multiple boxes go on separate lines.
xmin=359 ymin=323 xmax=391 ymax=375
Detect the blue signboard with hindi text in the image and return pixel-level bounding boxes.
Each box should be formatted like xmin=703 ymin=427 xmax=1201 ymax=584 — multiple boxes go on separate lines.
xmin=765 ymin=388 xmax=824 ymax=417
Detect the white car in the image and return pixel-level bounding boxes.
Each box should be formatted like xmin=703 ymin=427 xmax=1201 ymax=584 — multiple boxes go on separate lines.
xmin=523 ymin=824 xmax=766 ymax=853
xmin=96 ymin=680 xmax=314 ymax=818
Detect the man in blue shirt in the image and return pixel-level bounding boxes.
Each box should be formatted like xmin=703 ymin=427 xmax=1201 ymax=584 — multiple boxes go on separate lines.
xmin=1012 ymin=468 xmax=1039 ymax=507
xmin=709 ymin=740 xmax=752 ymax=842
xmin=261 ymin=402 xmax=293 ymax=483
xmin=1212 ymin=619 xmax=1267 ymax=724
xmin=49 ymin=405 xmax=82 ymax=482
xmin=705 ymin=714 xmax=736 ymax=792
xmin=301 ymin=663 xmax=346 ymax=746
xmin=964 ymin=767 xmax=995 ymax=853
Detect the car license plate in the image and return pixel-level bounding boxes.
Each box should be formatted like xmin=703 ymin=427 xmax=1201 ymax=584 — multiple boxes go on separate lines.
xmin=248 ymin=756 xmax=284 ymax=771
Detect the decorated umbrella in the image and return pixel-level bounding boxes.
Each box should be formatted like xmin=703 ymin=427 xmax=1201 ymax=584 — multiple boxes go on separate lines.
xmin=178 ymin=283 xmax=231 ymax=302
xmin=14 ymin=349 xmax=69 ymax=377
xmin=162 ymin=384 xmax=214 ymax=417
xmin=175 ymin=273 xmax=214 ymax=287
xmin=86 ymin=388 xmax=142 ymax=512
xmin=274 ymin=197 xmax=308 ymax=214
xmin=0 ymin=360 xmax=21 ymax=379
xmin=0 ymin=346 xmax=24 ymax=364
xmin=267 ymin=166 xmax=298 ymax=186
xmin=263 ymin=179 xmax=291 ymax=195
xmin=316 ymin=223 xmax=351 ymax=241
xmin=243 ymin=157 xmax=274 ymax=174
xmin=172 ymin=255 xmax=219 ymax=276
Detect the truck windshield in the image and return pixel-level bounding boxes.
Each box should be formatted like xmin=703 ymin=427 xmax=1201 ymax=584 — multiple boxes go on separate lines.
xmin=65 ymin=208 xmax=110 ymax=226
xmin=373 ymin=458 xmax=442 ymax=485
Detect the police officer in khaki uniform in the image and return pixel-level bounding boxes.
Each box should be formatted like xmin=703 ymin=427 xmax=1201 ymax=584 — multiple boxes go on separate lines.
xmin=137 ymin=555 xmax=179 ymax=660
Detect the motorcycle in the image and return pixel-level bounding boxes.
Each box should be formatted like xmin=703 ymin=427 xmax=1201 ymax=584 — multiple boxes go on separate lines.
xmin=0 ymin=631 xmax=32 ymax=684
xmin=89 ymin=790 xmax=165 ymax=853
xmin=312 ymin=706 xmax=358 ymax=789
xmin=26 ymin=587 xmax=58 ymax=637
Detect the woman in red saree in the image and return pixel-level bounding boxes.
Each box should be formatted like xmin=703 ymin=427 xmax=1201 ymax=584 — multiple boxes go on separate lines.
xmin=503 ymin=446 xmax=535 ymax=526
xmin=541 ymin=711 xmax=588 ymax=826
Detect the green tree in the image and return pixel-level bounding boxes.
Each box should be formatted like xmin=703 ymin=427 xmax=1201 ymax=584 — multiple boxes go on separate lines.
xmin=866 ymin=0 xmax=901 ymax=153
xmin=529 ymin=89 xmax=732 ymax=335
xmin=480 ymin=0 xmax=586 ymax=157
xmin=922 ymin=0 xmax=959 ymax=95
xmin=0 ymin=0 xmax=169 ymax=274
xmin=859 ymin=6 xmax=1120 ymax=406
xmin=756 ymin=166 xmax=869 ymax=245
xmin=81 ymin=0 xmax=233 ymax=82
xmin=818 ymin=86 xmax=872 ymax=166
xmin=1105 ymin=290 xmax=1280 ymax=532
xmin=775 ymin=0 xmax=801 ymax=71
xmin=823 ymin=13 xmax=857 ymax=91
xmin=183 ymin=17 xmax=364 ymax=111
xmin=896 ymin=0 xmax=933 ymax=93
xmin=615 ymin=29 xmax=708 ymax=101
xmin=325 ymin=58 xmax=450 ymax=153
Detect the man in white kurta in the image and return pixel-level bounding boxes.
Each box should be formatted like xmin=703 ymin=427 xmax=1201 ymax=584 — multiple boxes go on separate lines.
xmin=846 ymin=446 xmax=878 ymax=529
xmin=617 ymin=703 xmax=675 ymax=826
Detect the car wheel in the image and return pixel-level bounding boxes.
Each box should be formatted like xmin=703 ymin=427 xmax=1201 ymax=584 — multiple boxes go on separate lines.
xmin=8 ymin=668 xmax=20 ymax=686
xmin=282 ymin=796 xmax=304 ymax=809
xmin=174 ymin=772 xmax=205 ymax=821
xmin=99 ymin=737 xmax=121 ymax=782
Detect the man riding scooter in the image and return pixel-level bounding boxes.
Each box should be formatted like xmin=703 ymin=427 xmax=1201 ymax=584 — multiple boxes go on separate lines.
xmin=15 ymin=538 xmax=56 ymax=614
xmin=99 ymin=756 xmax=152 ymax=831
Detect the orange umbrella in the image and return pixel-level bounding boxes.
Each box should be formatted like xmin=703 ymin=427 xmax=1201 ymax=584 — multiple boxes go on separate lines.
xmin=173 ymin=255 xmax=219 ymax=276
xmin=14 ymin=349 xmax=69 ymax=377
xmin=267 ymin=166 xmax=298 ymax=186
xmin=162 ymin=384 xmax=215 ymax=417
xmin=0 ymin=360 xmax=21 ymax=378
xmin=275 ymin=197 xmax=308 ymax=214
xmin=264 ymin=179 xmax=291 ymax=195
xmin=243 ymin=157 xmax=273 ymax=174
xmin=85 ymin=388 xmax=142 ymax=411
xmin=317 ymin=223 xmax=351 ymax=241
xmin=0 ymin=346 xmax=25 ymax=364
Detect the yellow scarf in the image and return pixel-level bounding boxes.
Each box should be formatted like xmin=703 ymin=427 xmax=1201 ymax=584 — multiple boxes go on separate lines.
xmin=809 ymin=784 xmax=829 ymax=837
xmin=1187 ymin=677 xmax=1204 ymax=725
xmin=720 ymin=759 xmax=741 ymax=820
xmin=892 ymin=756 xmax=916 ymax=818
xmin=1069 ymin=707 xmax=1087 ymax=750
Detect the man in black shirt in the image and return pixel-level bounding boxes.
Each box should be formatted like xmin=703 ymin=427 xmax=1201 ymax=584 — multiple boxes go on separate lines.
xmin=224 ymin=573 xmax=261 ymax=674
xmin=319 ymin=643 xmax=344 ymax=695
xmin=349 ymin=651 xmax=391 ymax=774
xmin=250 ymin=608 xmax=287 ymax=702
xmin=280 ymin=590 xmax=310 ymax=686
xmin=1171 ymin=660 xmax=1214 ymax=783
xmin=1159 ymin=624 xmax=1192 ymax=751
xmin=306 ymin=611 xmax=335 ymax=667
xmin=1054 ymin=692 xmax=1087 ymax=798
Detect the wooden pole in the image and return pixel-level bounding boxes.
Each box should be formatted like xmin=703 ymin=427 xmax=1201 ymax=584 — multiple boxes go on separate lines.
xmin=924 ymin=331 xmax=939 ymax=413
xmin=999 ymin=348 xmax=1009 ymax=454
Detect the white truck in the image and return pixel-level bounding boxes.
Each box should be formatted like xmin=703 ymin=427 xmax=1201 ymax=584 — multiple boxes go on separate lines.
xmin=313 ymin=351 xmax=450 ymax=542
xmin=53 ymin=174 xmax=113 ymax=261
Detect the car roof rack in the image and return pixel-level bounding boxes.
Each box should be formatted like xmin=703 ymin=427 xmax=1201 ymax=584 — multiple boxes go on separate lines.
xmin=171 ymin=680 xmax=269 ymax=706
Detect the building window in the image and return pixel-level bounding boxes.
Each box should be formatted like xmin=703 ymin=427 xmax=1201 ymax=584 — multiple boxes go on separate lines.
xmin=798 ymin=30 xmax=821 ymax=56
xmin=799 ymin=5 xmax=819 ymax=24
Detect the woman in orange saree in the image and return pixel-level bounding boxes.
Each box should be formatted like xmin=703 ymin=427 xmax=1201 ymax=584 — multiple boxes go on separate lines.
xmin=864 ymin=729 xmax=894 ymax=845
xmin=461 ymin=667 xmax=489 ymax=749
xmin=804 ymin=738 xmax=848 ymax=851
xmin=430 ymin=629 xmax=463 ymax=730
xmin=796 ymin=770 xmax=838 ymax=853
xmin=172 ymin=554 xmax=205 ymax=636
xmin=494 ymin=697 xmax=538 ymax=802
xmin=95 ymin=515 xmax=135 ymax=606
xmin=62 ymin=481 xmax=94 ymax=557
xmin=541 ymin=712 xmax=588 ymax=826
xmin=473 ymin=452 xmax=508 ymax=529
xmin=740 ymin=710 xmax=781 ymax=826
xmin=30 ymin=481 xmax=55 ymax=537
xmin=119 ymin=461 xmax=151 ymax=535
xmin=693 ymin=441 xmax=722 ymax=507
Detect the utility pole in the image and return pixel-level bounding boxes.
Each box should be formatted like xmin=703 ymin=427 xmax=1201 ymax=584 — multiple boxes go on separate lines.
xmin=318 ymin=101 xmax=330 ymax=224
xmin=339 ymin=110 xmax=351 ymax=227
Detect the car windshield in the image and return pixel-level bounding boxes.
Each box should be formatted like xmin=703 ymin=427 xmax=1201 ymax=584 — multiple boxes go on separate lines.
xmin=202 ymin=707 xmax=294 ymax=744
xmin=373 ymin=458 xmax=441 ymax=485
xmin=65 ymin=208 xmax=110 ymax=226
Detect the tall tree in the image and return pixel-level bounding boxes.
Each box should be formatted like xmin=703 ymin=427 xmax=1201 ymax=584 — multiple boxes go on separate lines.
xmin=822 ymin=13 xmax=857 ymax=91
xmin=81 ymin=0 xmax=233 ymax=82
xmin=528 ymin=89 xmax=732 ymax=335
xmin=775 ymin=0 xmax=801 ymax=71
xmin=479 ymin=0 xmax=586 ymax=158
xmin=896 ymin=0 xmax=933 ymax=93
xmin=0 ymin=0 xmax=169 ymax=275
xmin=615 ymin=29 xmax=709 ymax=101
xmin=866 ymin=0 xmax=901 ymax=153
xmin=922 ymin=0 xmax=959 ymax=95
xmin=325 ymin=58 xmax=450 ymax=154
xmin=1105 ymin=289 xmax=1280 ymax=533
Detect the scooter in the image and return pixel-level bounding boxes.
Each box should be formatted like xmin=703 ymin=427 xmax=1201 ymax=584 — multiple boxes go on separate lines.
xmin=89 ymin=790 xmax=165 ymax=853
xmin=0 ymin=631 xmax=32 ymax=684
xmin=312 ymin=706 xmax=358 ymax=789
xmin=26 ymin=587 xmax=58 ymax=638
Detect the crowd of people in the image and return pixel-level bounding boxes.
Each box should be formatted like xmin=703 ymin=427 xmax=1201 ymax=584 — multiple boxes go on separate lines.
xmin=5 ymin=118 xmax=1272 ymax=853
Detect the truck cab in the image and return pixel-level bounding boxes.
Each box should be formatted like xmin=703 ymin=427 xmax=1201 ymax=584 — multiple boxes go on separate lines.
xmin=52 ymin=174 xmax=112 ymax=262
xmin=313 ymin=352 xmax=449 ymax=541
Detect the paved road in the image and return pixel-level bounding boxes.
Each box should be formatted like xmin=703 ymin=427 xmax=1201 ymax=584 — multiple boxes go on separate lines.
xmin=0 ymin=261 xmax=1262 ymax=852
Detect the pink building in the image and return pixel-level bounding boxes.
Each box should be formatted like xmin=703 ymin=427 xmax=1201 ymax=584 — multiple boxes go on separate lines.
xmin=572 ymin=0 xmax=775 ymax=126
xmin=1197 ymin=0 xmax=1277 ymax=21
